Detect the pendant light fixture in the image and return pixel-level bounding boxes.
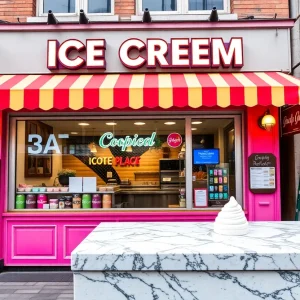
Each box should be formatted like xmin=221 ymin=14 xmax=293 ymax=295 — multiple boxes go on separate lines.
xmin=126 ymin=146 xmax=133 ymax=152
xmin=90 ymin=128 xmax=97 ymax=153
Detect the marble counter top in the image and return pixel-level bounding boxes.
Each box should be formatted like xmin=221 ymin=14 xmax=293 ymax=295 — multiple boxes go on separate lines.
xmin=71 ymin=222 xmax=300 ymax=272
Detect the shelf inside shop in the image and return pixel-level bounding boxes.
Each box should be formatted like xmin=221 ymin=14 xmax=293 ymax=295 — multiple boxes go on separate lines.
xmin=134 ymin=171 xmax=159 ymax=175
xmin=16 ymin=191 xmax=118 ymax=195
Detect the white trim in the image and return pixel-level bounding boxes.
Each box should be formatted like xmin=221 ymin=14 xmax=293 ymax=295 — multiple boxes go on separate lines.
xmin=131 ymin=13 xmax=237 ymax=21
xmin=37 ymin=0 xmax=114 ymax=17
xmin=185 ymin=117 xmax=193 ymax=209
xmin=28 ymin=15 xmax=119 ymax=23
xmin=136 ymin=0 xmax=230 ymax=16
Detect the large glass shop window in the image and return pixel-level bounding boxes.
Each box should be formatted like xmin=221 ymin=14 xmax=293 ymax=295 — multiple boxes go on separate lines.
xmin=14 ymin=119 xmax=186 ymax=210
xmin=191 ymin=118 xmax=236 ymax=208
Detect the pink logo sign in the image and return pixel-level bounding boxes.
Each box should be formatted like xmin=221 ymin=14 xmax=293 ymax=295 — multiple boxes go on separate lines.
xmin=167 ymin=133 xmax=182 ymax=148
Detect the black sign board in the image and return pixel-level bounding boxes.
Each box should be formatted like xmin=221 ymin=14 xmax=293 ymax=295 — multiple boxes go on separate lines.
xmin=248 ymin=153 xmax=276 ymax=194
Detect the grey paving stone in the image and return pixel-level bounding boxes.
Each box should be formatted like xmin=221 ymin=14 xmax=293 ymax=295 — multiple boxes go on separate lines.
xmin=0 ymin=290 xmax=16 ymax=294
xmin=57 ymin=295 xmax=73 ymax=299
xmin=0 ymin=295 xmax=9 ymax=298
xmin=42 ymin=286 xmax=72 ymax=290
xmin=33 ymin=283 xmax=46 ymax=287
xmin=4 ymin=294 xmax=37 ymax=299
xmin=14 ymin=290 xmax=40 ymax=294
xmin=31 ymin=294 xmax=60 ymax=300
xmin=0 ymin=286 xmax=26 ymax=290
xmin=39 ymin=289 xmax=67 ymax=294
xmin=44 ymin=283 xmax=70 ymax=286
xmin=0 ymin=272 xmax=72 ymax=282
xmin=60 ymin=290 xmax=73 ymax=294
xmin=3 ymin=283 xmax=26 ymax=286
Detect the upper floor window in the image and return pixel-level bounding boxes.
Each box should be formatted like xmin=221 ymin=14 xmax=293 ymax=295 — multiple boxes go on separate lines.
xmin=40 ymin=0 xmax=113 ymax=15
xmin=139 ymin=0 xmax=227 ymax=14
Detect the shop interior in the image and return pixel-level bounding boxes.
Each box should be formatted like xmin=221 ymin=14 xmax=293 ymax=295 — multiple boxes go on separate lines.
xmin=13 ymin=117 xmax=236 ymax=210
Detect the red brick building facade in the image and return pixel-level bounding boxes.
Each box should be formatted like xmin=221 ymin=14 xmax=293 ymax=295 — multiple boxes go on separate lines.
xmin=0 ymin=0 xmax=289 ymax=23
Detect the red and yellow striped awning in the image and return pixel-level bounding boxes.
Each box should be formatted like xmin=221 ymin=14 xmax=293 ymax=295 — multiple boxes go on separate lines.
xmin=0 ymin=72 xmax=300 ymax=111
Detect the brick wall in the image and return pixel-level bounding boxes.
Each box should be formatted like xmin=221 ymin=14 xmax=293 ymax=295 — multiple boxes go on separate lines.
xmin=231 ymin=0 xmax=289 ymax=18
xmin=115 ymin=0 xmax=135 ymax=17
xmin=0 ymin=0 xmax=36 ymax=23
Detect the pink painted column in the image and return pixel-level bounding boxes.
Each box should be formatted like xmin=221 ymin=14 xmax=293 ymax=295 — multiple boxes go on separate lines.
xmin=245 ymin=106 xmax=281 ymax=221
xmin=0 ymin=110 xmax=3 ymax=263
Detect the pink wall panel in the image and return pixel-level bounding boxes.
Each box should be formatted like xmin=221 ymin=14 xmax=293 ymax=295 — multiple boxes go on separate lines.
xmin=3 ymin=212 xmax=222 ymax=266
xmin=63 ymin=225 xmax=96 ymax=259
xmin=245 ymin=106 xmax=281 ymax=221
xmin=12 ymin=225 xmax=57 ymax=259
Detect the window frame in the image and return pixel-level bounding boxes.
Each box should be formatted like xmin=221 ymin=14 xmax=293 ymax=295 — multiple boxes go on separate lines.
xmin=136 ymin=0 xmax=230 ymax=15
xmin=8 ymin=112 xmax=243 ymax=212
xmin=38 ymin=0 xmax=114 ymax=17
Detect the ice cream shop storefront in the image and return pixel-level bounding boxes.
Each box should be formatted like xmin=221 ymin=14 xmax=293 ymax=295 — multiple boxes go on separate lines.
xmin=0 ymin=19 xmax=299 ymax=267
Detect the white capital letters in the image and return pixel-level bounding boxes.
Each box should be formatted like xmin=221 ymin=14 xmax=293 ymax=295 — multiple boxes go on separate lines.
xmin=58 ymin=39 xmax=86 ymax=69
xmin=147 ymin=39 xmax=169 ymax=68
xmin=171 ymin=38 xmax=189 ymax=67
xmin=44 ymin=134 xmax=60 ymax=154
xmin=119 ymin=39 xmax=146 ymax=69
xmin=212 ymin=38 xmax=243 ymax=68
xmin=86 ymin=39 xmax=106 ymax=69
xmin=191 ymin=38 xmax=210 ymax=67
xmin=47 ymin=40 xmax=58 ymax=70
xmin=28 ymin=134 xmax=42 ymax=155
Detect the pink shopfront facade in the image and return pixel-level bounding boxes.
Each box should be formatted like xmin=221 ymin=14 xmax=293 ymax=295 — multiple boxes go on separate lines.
xmin=0 ymin=19 xmax=298 ymax=267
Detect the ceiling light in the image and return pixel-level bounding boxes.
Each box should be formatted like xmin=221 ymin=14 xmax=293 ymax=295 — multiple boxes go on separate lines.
xmin=78 ymin=122 xmax=90 ymax=126
xmin=164 ymin=122 xmax=176 ymax=125
xmin=134 ymin=122 xmax=146 ymax=125
xmin=90 ymin=142 xmax=97 ymax=153
xmin=192 ymin=121 xmax=202 ymax=125
xmin=106 ymin=122 xmax=117 ymax=126
xmin=192 ymin=128 xmax=197 ymax=131
xmin=126 ymin=146 xmax=133 ymax=152
xmin=71 ymin=132 xmax=78 ymax=135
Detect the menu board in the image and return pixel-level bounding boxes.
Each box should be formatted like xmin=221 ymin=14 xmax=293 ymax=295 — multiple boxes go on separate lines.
xmin=194 ymin=188 xmax=208 ymax=207
xmin=207 ymin=167 xmax=229 ymax=205
xmin=248 ymin=153 xmax=276 ymax=194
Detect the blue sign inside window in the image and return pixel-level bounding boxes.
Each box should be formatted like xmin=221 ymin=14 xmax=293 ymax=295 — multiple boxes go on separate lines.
xmin=193 ymin=149 xmax=220 ymax=165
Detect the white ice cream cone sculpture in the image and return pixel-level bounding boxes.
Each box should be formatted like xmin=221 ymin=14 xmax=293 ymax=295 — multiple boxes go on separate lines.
xmin=214 ymin=196 xmax=248 ymax=236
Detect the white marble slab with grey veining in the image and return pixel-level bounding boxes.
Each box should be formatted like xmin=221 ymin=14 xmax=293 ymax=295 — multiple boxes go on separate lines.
xmin=71 ymin=222 xmax=300 ymax=272
xmin=74 ymin=270 xmax=300 ymax=300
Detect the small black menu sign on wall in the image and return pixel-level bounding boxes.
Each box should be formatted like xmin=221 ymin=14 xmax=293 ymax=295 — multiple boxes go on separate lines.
xmin=248 ymin=153 xmax=276 ymax=194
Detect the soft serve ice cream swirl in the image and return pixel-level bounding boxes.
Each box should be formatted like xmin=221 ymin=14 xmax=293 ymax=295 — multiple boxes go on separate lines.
xmin=214 ymin=196 xmax=248 ymax=236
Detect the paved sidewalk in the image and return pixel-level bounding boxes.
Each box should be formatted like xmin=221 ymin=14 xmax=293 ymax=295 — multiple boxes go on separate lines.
xmin=0 ymin=282 xmax=73 ymax=300
xmin=0 ymin=272 xmax=73 ymax=300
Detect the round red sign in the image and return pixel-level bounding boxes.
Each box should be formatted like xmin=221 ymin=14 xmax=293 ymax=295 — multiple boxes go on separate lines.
xmin=167 ymin=133 xmax=182 ymax=148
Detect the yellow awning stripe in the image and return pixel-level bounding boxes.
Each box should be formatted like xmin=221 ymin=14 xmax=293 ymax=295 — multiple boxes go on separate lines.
xmin=0 ymin=75 xmax=15 ymax=86
xmin=99 ymin=74 xmax=119 ymax=109
xmin=10 ymin=75 xmax=41 ymax=110
xmin=39 ymin=75 xmax=67 ymax=110
xmin=255 ymin=72 xmax=284 ymax=107
xmin=158 ymin=74 xmax=173 ymax=109
xmin=208 ymin=73 xmax=230 ymax=108
xmin=69 ymin=75 xmax=93 ymax=110
xmin=184 ymin=74 xmax=202 ymax=108
xmin=129 ymin=74 xmax=145 ymax=109
xmin=232 ymin=73 xmax=257 ymax=107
